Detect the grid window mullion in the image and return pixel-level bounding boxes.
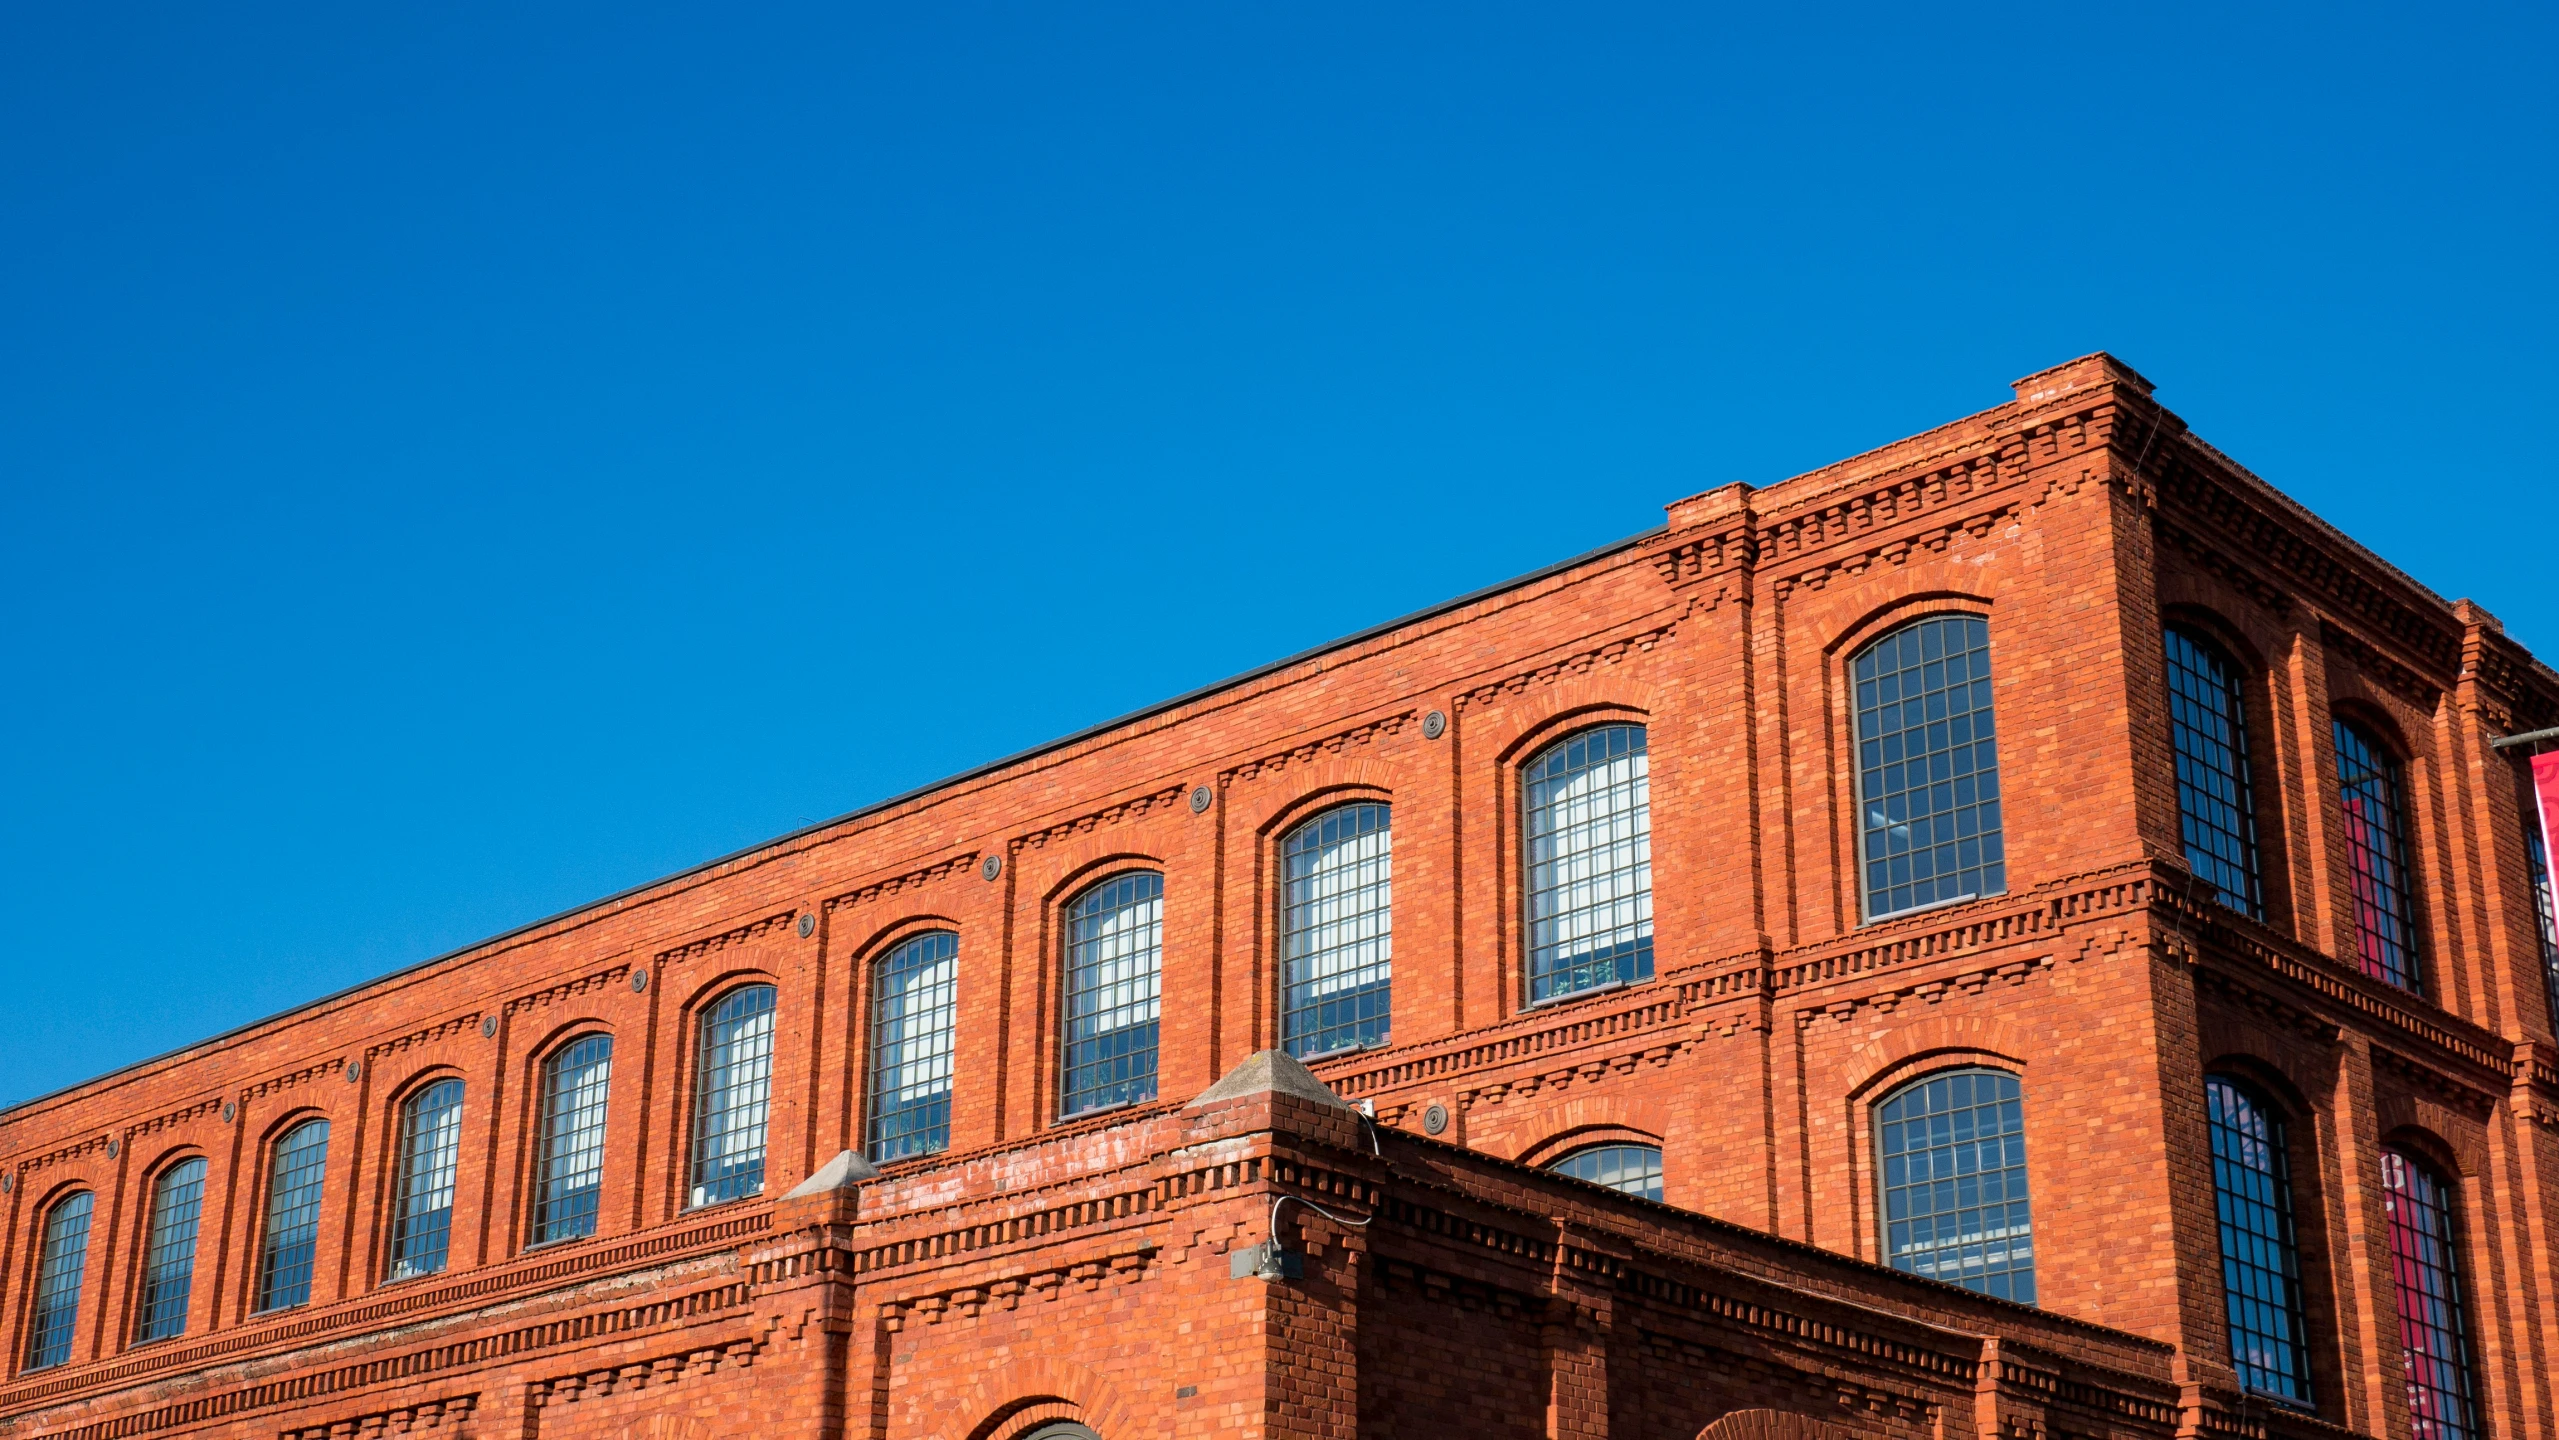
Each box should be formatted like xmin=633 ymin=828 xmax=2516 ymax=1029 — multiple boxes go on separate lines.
xmin=532 ymin=1035 xmax=613 ymax=1244
xmin=1281 ymin=804 xmax=1393 ymax=1058
xmin=868 ymin=932 xmax=959 ymax=1161
xmin=1525 ymin=725 xmax=1654 ymax=1004
xmin=1547 ymin=1143 xmax=1663 ymax=1202
xmin=388 ymin=1079 xmax=465 ymax=1280
xmin=2525 ymin=819 xmax=2557 ymax=1039
xmin=2205 ymin=1077 xmax=2314 ymax=1405
xmin=2165 ymin=629 xmax=2265 ymax=918
xmin=1854 ymin=615 xmax=2005 ymax=921
xmin=690 ymin=985 xmax=778 ymax=1208
xmin=2335 ymin=720 xmax=2422 ymax=992
xmin=1061 ymin=872 xmax=1163 ymax=1116
xmin=135 ymin=1158 xmax=209 ymax=1341
xmin=2381 ymin=1150 xmax=2480 ymax=1440
xmin=23 ymin=1192 xmax=94 ymax=1370
xmin=256 ymin=1120 xmax=330 ymax=1312
xmin=1876 ymin=1068 xmax=2036 ymax=1304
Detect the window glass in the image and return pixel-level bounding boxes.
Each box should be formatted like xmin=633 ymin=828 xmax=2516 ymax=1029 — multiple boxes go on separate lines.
xmin=135 ymin=1157 xmax=208 ymax=1342
xmin=2165 ymin=628 xmax=2265 ymax=918
xmin=2205 ymin=1077 xmax=2313 ymax=1404
xmin=1062 ymin=872 xmax=1163 ymax=1116
xmin=1524 ymin=725 xmax=1652 ymax=1003
xmin=1281 ymin=803 xmax=1393 ymax=1057
xmin=257 ymin=1119 xmax=330 ymax=1312
xmin=2380 ymin=1150 xmax=2479 ymax=1440
xmin=23 ymin=1192 xmax=93 ymax=1370
xmin=532 ymin=1035 xmax=613 ymax=1244
xmin=388 ymin=1079 xmax=464 ymax=1280
xmin=1876 ymin=1068 xmax=2034 ymax=1303
xmin=690 ymin=985 xmax=777 ymax=1207
xmin=2335 ymin=720 xmax=2422 ymax=992
xmin=1856 ymin=615 xmax=2004 ymax=919
xmin=1547 ymin=1143 xmax=1664 ymax=1202
xmin=2526 ymin=818 xmax=2557 ymax=1038
xmin=868 ymin=931 xmax=959 ymax=1162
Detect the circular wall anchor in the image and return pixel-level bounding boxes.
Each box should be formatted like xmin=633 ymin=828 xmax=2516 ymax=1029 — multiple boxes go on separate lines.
xmin=481 ymin=1015 xmax=499 ymax=1038
xmin=223 ymin=1101 xmax=237 ymax=1124
xmin=345 ymin=1061 xmax=363 ymax=1083
xmin=1189 ymin=785 xmax=1214 ymax=814
xmin=797 ymin=913 xmax=816 ymax=939
xmin=631 ymin=967 xmax=650 ymax=993
xmin=1421 ymin=710 xmax=1447 ymax=740
xmin=981 ymin=854 xmax=1003 ymax=881
xmin=106 ymin=1138 xmax=120 ymax=1159
xmin=1422 ymin=1102 xmax=1450 ymax=1136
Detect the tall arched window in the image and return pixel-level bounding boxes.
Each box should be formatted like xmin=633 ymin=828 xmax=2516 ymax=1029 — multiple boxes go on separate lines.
xmin=531 ymin=1035 xmax=613 ymax=1245
xmin=2380 ymin=1149 xmax=2479 ymax=1440
xmin=1855 ymin=615 xmax=2004 ymax=920
xmin=690 ymin=984 xmax=778 ymax=1208
xmin=868 ymin=931 xmax=959 ymax=1161
xmin=22 ymin=1192 xmax=93 ymax=1370
xmin=134 ymin=1157 xmax=208 ymax=1342
xmin=1875 ymin=1069 xmax=2034 ymax=1302
xmin=1062 ymin=872 xmax=1163 ymax=1116
xmin=2204 ymin=1076 xmax=2313 ymax=1403
xmin=1547 ymin=1143 xmax=1664 ymax=1201
xmin=1524 ymin=725 xmax=1652 ymax=1003
xmin=387 ymin=1079 xmax=464 ymax=1280
xmin=1281 ymin=803 xmax=1393 ymax=1057
xmin=2335 ymin=719 xmax=2422 ymax=992
xmin=256 ymin=1119 xmax=330 ymax=1312
xmin=2526 ymin=817 xmax=2557 ymax=1037
xmin=2165 ymin=628 xmax=2264 ymax=918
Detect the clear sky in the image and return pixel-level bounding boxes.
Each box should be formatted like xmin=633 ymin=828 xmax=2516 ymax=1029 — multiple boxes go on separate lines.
xmin=4 ymin=4 xmax=2552 ymax=1108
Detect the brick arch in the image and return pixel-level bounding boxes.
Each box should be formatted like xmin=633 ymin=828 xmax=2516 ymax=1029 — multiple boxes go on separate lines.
xmin=1843 ymin=1015 xmax=2030 ymax=1102
xmin=1236 ymin=755 xmax=1400 ymax=840
xmin=1032 ymin=843 xmax=1167 ymax=909
xmin=946 ymin=1355 xmax=1134 ymax=1440
xmin=1474 ymin=676 xmax=1661 ymax=769
xmin=1491 ymin=1091 xmax=1671 ymax=1166
xmin=614 ymin=1417 xmax=717 ymax=1440
xmin=1694 ymin=1407 xmax=1844 ymax=1440
xmin=2382 ymin=1122 xmax=2475 ymax=1183
xmin=2156 ymin=595 xmax=2282 ymax=679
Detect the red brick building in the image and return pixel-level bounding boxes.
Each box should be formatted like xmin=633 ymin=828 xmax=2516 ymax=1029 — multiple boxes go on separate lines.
xmin=4 ymin=353 xmax=2555 ymax=1440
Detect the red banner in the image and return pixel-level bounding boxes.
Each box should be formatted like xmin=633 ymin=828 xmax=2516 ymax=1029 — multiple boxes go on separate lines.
xmin=2537 ymin=751 xmax=2559 ymax=943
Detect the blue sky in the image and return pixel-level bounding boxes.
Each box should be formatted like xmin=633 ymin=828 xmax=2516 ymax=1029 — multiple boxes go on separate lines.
xmin=3 ymin=3 xmax=2551 ymax=1107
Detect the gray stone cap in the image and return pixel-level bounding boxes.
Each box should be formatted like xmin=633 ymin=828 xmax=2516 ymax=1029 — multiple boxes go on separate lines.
xmin=785 ymin=1149 xmax=883 ymax=1197
xmin=1188 ymin=1048 xmax=1353 ymax=1110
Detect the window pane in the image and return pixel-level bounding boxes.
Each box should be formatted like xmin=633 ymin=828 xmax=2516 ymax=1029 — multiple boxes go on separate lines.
xmin=2335 ymin=721 xmax=2421 ymax=992
xmin=2381 ymin=1150 xmax=2480 ymax=1440
xmin=690 ymin=984 xmax=778 ymax=1207
xmin=2205 ymin=1077 xmax=2313 ymax=1403
xmin=388 ymin=1078 xmax=465 ymax=1280
xmin=1525 ymin=724 xmax=1653 ymax=1003
xmin=2526 ymin=819 xmax=2557 ymax=1039
xmin=23 ymin=1192 xmax=94 ymax=1370
xmin=1062 ymin=872 xmax=1163 ymax=1116
xmin=1876 ymin=1069 xmax=2035 ymax=1304
xmin=1281 ymin=803 xmax=1393 ymax=1058
xmin=869 ymin=932 xmax=959 ymax=1161
xmin=257 ymin=1120 xmax=330 ymax=1312
xmin=533 ymin=1035 xmax=613 ymax=1244
xmin=2165 ymin=629 xmax=2264 ymax=918
xmin=1547 ymin=1143 xmax=1663 ymax=1202
xmin=135 ymin=1157 xmax=209 ymax=1342
xmin=1855 ymin=616 xmax=2004 ymax=919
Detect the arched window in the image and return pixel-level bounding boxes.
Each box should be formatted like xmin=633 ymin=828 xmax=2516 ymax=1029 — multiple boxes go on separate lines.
xmin=256 ymin=1119 xmax=330 ymax=1312
xmin=2380 ymin=1149 xmax=2479 ymax=1440
xmin=1281 ymin=803 xmax=1393 ymax=1057
xmin=1061 ymin=872 xmax=1163 ymax=1116
xmin=1875 ymin=1068 xmax=2034 ymax=1303
xmin=2335 ymin=719 xmax=2421 ymax=992
xmin=1855 ymin=615 xmax=2004 ymax=920
xmin=1524 ymin=725 xmax=1652 ymax=1003
xmin=2525 ymin=817 xmax=2557 ymax=1037
xmin=387 ymin=1078 xmax=465 ymax=1280
xmin=2165 ymin=628 xmax=2264 ymax=918
xmin=690 ymin=984 xmax=778 ymax=1208
xmin=134 ymin=1157 xmax=208 ymax=1342
xmin=1546 ymin=1143 xmax=1663 ymax=1202
xmin=2204 ymin=1076 xmax=2313 ymax=1404
xmin=22 ymin=1192 xmax=93 ymax=1370
xmin=868 ymin=931 xmax=959 ymax=1162
xmin=531 ymin=1035 xmax=613 ymax=1245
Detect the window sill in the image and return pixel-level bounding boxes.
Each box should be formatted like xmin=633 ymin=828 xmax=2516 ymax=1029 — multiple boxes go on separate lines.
xmin=680 ymin=1190 xmax=767 ymax=1215
xmin=1056 ymin=1097 xmax=1153 ymax=1124
xmin=1861 ymin=892 xmax=1984 ymax=926
xmin=1527 ymin=977 xmax=1631 ymax=1010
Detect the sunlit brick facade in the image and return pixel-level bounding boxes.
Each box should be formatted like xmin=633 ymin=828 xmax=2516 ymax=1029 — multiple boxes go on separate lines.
xmin=4 ymin=353 xmax=2555 ymax=1440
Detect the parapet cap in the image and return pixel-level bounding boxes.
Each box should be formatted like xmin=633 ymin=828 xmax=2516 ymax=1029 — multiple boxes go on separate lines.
xmin=1661 ymin=480 xmax=1756 ymax=535
xmin=1187 ymin=1048 xmax=1353 ymax=1111
xmin=2011 ymin=351 xmax=2155 ymax=405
